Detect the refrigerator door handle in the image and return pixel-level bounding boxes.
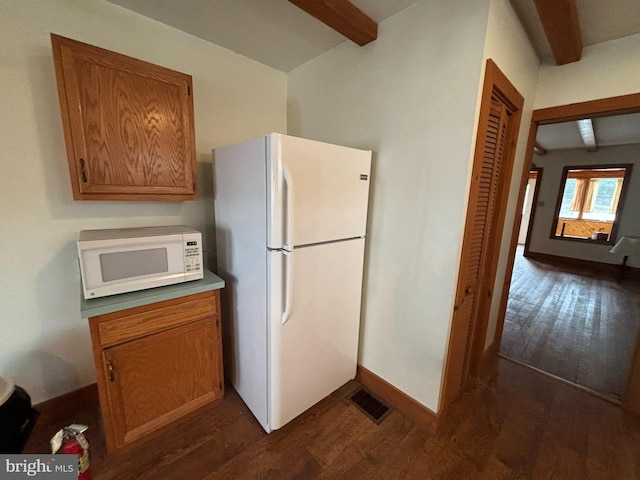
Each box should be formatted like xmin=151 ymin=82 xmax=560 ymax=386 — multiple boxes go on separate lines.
xmin=281 ymin=250 xmax=292 ymax=325
xmin=283 ymin=165 xmax=294 ymax=251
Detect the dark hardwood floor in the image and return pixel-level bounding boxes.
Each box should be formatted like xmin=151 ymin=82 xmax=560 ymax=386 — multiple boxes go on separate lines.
xmin=24 ymin=358 xmax=640 ymax=479
xmin=500 ymin=246 xmax=640 ymax=400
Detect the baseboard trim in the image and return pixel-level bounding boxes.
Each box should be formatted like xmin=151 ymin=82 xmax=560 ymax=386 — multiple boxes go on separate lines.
xmin=525 ymin=250 xmax=640 ymax=280
xmin=33 ymin=383 xmax=98 ymax=419
xmin=355 ymin=365 xmax=438 ymax=434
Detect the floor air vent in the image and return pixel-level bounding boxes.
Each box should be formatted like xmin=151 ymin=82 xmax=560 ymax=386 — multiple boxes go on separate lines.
xmin=348 ymin=389 xmax=390 ymax=424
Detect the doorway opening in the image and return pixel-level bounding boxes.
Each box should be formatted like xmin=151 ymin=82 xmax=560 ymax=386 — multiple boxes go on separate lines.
xmin=494 ymin=93 xmax=640 ymax=415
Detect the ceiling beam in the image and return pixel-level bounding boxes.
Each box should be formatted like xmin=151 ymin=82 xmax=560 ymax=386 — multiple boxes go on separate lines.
xmin=288 ymin=0 xmax=377 ymax=46
xmin=533 ymin=143 xmax=547 ymax=155
xmin=533 ymin=0 xmax=582 ymax=65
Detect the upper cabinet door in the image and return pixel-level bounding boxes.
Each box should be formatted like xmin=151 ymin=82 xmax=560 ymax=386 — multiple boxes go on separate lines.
xmin=51 ymin=34 xmax=197 ymax=201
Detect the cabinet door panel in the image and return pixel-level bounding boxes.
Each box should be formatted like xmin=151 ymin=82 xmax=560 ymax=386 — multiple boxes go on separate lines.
xmin=71 ymin=60 xmax=191 ymax=193
xmin=51 ymin=34 xmax=197 ymax=201
xmin=103 ymin=319 xmax=221 ymax=448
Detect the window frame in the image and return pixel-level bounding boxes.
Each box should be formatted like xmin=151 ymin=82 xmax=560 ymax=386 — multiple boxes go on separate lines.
xmin=550 ymin=163 xmax=633 ymax=245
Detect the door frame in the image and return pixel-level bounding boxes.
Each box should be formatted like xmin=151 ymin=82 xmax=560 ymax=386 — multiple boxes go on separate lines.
xmin=440 ymin=59 xmax=524 ymax=411
xmin=522 ymin=167 xmax=542 ymax=256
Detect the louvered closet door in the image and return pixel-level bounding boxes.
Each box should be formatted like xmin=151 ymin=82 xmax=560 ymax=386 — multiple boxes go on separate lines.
xmin=444 ymin=99 xmax=508 ymax=402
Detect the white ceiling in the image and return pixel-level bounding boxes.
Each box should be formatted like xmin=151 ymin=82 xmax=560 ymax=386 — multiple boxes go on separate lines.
xmin=106 ymin=0 xmax=640 ymax=72
xmin=106 ymin=0 xmax=640 ymax=150
xmin=537 ymin=113 xmax=640 ymax=152
xmin=106 ymin=0 xmax=418 ymax=72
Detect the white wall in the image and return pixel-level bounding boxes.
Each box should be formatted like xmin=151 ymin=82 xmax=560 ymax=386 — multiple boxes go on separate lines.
xmin=479 ymin=0 xmax=540 ymax=351
xmin=535 ymin=33 xmax=640 ymax=109
xmin=0 ymin=0 xmax=286 ymax=403
xmin=528 ymin=145 xmax=640 ymax=267
xmin=529 ymin=33 xmax=640 ymax=269
xmin=518 ymin=177 xmax=537 ymax=244
xmin=288 ymin=0 xmax=491 ymax=411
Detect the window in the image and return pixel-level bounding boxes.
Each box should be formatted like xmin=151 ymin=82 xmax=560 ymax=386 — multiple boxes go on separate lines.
xmin=552 ymin=164 xmax=632 ymax=243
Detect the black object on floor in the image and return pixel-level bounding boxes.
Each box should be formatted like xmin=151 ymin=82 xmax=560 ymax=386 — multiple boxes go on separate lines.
xmin=348 ymin=388 xmax=390 ymax=424
xmin=0 ymin=381 xmax=39 ymax=453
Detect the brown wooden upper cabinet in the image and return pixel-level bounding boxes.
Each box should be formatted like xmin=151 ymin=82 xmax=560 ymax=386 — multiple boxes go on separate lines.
xmin=51 ymin=34 xmax=197 ymax=201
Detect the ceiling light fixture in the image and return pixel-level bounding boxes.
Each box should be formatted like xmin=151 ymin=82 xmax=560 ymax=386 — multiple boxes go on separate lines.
xmin=577 ymin=118 xmax=598 ymax=152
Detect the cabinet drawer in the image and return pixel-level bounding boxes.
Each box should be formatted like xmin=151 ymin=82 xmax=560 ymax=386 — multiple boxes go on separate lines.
xmin=95 ymin=292 xmax=217 ymax=347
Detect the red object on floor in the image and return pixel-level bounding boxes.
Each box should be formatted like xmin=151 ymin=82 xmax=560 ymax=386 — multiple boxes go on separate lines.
xmin=62 ymin=435 xmax=91 ymax=480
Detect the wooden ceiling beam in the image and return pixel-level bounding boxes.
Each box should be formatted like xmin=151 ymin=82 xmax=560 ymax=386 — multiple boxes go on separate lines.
xmin=288 ymin=0 xmax=377 ymax=46
xmin=533 ymin=143 xmax=547 ymax=155
xmin=533 ymin=0 xmax=582 ymax=65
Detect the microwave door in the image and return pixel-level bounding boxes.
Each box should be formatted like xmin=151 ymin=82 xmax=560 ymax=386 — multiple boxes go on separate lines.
xmin=80 ymin=236 xmax=186 ymax=299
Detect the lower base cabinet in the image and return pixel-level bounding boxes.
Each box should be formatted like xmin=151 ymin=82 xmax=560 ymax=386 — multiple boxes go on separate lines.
xmin=88 ymin=290 xmax=223 ymax=452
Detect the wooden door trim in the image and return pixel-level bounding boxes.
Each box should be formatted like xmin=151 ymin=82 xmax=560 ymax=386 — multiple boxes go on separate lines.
xmin=493 ymin=92 xmax=640 ymax=416
xmin=439 ymin=59 xmax=523 ymax=412
xmin=532 ymin=93 xmax=640 ymax=123
xmin=522 ymin=167 xmax=543 ymax=257
xmin=468 ymin=91 xmax=523 ymax=376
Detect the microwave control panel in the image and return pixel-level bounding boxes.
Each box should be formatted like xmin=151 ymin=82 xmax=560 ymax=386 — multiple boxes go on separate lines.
xmin=183 ymin=236 xmax=202 ymax=273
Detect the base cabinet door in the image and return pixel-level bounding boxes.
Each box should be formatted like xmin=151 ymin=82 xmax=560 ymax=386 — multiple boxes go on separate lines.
xmin=103 ymin=319 xmax=221 ymax=448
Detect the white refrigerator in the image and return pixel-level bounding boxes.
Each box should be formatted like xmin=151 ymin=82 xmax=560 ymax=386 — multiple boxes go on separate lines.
xmin=213 ymin=133 xmax=371 ymax=432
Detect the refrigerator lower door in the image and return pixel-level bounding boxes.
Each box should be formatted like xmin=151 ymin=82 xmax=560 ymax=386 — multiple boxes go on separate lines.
xmin=267 ymin=238 xmax=366 ymax=431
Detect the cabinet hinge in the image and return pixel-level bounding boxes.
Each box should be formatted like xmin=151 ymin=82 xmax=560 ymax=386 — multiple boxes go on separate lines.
xmin=219 ymin=381 xmax=223 ymax=390
xmin=216 ymin=318 xmax=219 ymax=327
xmin=187 ymin=85 xmax=191 ymax=96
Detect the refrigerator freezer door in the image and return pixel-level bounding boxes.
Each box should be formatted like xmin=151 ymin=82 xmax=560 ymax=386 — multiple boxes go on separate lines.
xmin=268 ymin=134 xmax=371 ymax=249
xmin=267 ymin=238 xmax=366 ymax=431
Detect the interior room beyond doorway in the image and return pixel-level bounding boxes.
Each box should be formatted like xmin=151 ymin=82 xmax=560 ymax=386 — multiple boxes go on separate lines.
xmin=500 ymin=246 xmax=640 ymax=401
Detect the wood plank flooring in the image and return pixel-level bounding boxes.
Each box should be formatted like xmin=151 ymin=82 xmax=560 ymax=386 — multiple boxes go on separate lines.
xmin=500 ymin=246 xmax=640 ymax=400
xmin=24 ymin=358 xmax=640 ymax=479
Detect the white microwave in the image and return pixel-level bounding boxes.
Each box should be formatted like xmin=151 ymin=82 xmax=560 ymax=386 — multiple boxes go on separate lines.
xmin=77 ymin=226 xmax=204 ymax=299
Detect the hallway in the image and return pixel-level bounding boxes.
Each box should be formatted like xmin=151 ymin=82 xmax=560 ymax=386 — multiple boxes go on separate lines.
xmin=500 ymin=247 xmax=640 ymax=400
